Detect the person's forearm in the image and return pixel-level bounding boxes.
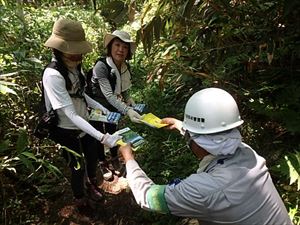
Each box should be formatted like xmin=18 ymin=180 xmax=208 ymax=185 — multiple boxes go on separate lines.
xmin=96 ymin=78 xmax=130 ymax=114
xmin=84 ymin=93 xmax=109 ymax=114
xmin=106 ymin=94 xmax=130 ymax=114
xmin=60 ymin=105 xmax=104 ymax=141
xmin=126 ymin=160 xmax=154 ymax=209
xmin=126 ymin=160 xmax=169 ymax=214
xmin=122 ymin=90 xmax=135 ymax=106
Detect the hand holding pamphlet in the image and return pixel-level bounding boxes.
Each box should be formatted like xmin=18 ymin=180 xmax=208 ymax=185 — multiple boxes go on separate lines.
xmin=107 ymin=112 xmax=121 ymax=123
xmin=114 ymin=127 xmax=145 ymax=149
xmin=89 ymin=109 xmax=121 ymax=124
xmin=133 ymin=103 xmax=146 ymax=113
xmin=140 ymin=113 xmax=168 ymax=128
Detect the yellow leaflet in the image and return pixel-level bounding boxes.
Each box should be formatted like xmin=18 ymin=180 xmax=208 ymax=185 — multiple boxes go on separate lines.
xmin=89 ymin=109 xmax=105 ymax=121
xmin=141 ymin=113 xmax=168 ymax=128
xmin=117 ymin=139 xmax=140 ymax=151
xmin=117 ymin=139 xmax=127 ymax=146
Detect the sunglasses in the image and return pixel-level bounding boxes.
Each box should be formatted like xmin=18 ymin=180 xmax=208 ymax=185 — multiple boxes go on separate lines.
xmin=63 ymin=54 xmax=83 ymax=62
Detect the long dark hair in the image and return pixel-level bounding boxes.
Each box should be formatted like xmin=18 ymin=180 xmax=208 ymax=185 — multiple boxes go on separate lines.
xmin=52 ymin=49 xmax=85 ymax=90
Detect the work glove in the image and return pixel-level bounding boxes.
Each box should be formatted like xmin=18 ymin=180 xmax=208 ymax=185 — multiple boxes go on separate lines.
xmin=101 ymin=133 xmax=122 ymax=148
xmin=127 ymin=108 xmax=142 ymax=123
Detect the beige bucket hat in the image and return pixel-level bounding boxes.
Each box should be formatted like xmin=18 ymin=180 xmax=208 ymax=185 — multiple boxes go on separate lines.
xmin=104 ymin=30 xmax=136 ymax=54
xmin=44 ymin=18 xmax=92 ymax=54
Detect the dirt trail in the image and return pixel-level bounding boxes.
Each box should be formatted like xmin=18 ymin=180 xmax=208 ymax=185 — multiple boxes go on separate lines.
xmin=56 ymin=190 xmax=143 ymax=224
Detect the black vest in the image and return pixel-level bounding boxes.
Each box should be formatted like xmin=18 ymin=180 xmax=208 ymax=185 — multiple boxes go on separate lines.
xmin=88 ymin=57 xmax=118 ymax=112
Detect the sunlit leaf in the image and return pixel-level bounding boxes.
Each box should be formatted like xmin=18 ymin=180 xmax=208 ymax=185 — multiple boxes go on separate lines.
xmin=5 ymin=167 xmax=16 ymax=173
xmin=0 ymin=72 xmax=18 ymax=77
xmin=0 ymin=83 xmax=17 ymax=95
xmin=0 ymin=80 xmax=17 ymax=86
xmin=21 ymin=151 xmax=37 ymax=161
xmin=285 ymin=152 xmax=300 ymax=190
xmin=60 ymin=146 xmax=82 ymax=158
xmin=75 ymin=160 xmax=81 ymax=170
xmin=273 ymin=151 xmax=300 ymax=191
xmin=26 ymin=57 xmax=43 ymax=64
xmin=162 ymin=44 xmax=177 ymax=57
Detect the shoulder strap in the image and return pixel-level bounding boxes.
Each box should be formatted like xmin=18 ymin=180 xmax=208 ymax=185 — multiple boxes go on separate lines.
xmin=97 ymin=57 xmax=111 ymax=75
xmin=39 ymin=62 xmax=61 ymax=113
xmin=46 ymin=61 xmax=72 ymax=90
xmin=96 ymin=56 xmax=116 ymax=91
xmin=47 ymin=61 xmax=85 ymax=93
xmin=43 ymin=61 xmax=86 ymax=107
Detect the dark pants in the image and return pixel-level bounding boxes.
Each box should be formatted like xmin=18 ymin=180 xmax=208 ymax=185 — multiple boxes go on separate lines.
xmin=50 ymin=127 xmax=98 ymax=199
xmin=90 ymin=121 xmax=118 ymax=161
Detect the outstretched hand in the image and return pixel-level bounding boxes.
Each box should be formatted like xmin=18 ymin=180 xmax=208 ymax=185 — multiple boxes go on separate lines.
xmin=161 ymin=117 xmax=183 ymax=132
xmin=101 ymin=133 xmax=122 ymax=148
xmin=119 ymin=144 xmax=134 ymax=163
xmin=127 ymin=108 xmax=142 ymax=123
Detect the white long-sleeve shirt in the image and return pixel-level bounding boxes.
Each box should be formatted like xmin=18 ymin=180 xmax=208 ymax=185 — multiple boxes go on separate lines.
xmin=126 ymin=143 xmax=293 ymax=225
xmin=43 ymin=67 xmax=108 ymax=141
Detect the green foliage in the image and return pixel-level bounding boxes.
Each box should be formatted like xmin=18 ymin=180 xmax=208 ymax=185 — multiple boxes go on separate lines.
xmin=136 ymin=0 xmax=300 ymax=135
xmin=99 ymin=0 xmax=129 ymax=29
xmin=272 ymin=150 xmax=300 ymax=191
xmin=0 ymin=5 xmax=92 ymax=223
xmin=60 ymin=145 xmax=84 ymax=170
xmin=271 ymin=149 xmax=300 ymax=223
xmin=0 ymin=72 xmax=18 ymax=95
xmin=0 ymin=129 xmax=62 ymax=178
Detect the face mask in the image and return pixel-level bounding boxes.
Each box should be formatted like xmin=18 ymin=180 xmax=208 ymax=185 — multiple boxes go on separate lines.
xmin=63 ymin=54 xmax=83 ymax=62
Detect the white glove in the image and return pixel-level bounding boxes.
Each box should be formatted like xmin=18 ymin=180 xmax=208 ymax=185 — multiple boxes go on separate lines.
xmin=127 ymin=108 xmax=142 ymax=123
xmin=101 ymin=133 xmax=122 ymax=148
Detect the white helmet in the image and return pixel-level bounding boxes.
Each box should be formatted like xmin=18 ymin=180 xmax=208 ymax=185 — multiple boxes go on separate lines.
xmin=182 ymin=88 xmax=244 ymax=134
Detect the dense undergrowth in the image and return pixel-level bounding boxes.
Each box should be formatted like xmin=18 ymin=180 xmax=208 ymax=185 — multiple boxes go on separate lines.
xmin=0 ymin=0 xmax=299 ymax=224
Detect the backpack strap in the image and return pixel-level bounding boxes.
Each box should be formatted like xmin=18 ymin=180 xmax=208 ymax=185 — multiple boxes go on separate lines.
xmin=85 ymin=57 xmax=116 ymax=111
xmin=87 ymin=56 xmax=132 ymax=112
xmin=97 ymin=56 xmax=116 ymax=91
xmin=46 ymin=61 xmax=85 ymax=96
xmin=100 ymin=58 xmax=132 ymax=91
xmin=46 ymin=61 xmax=72 ymax=90
xmin=43 ymin=61 xmax=86 ymax=109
